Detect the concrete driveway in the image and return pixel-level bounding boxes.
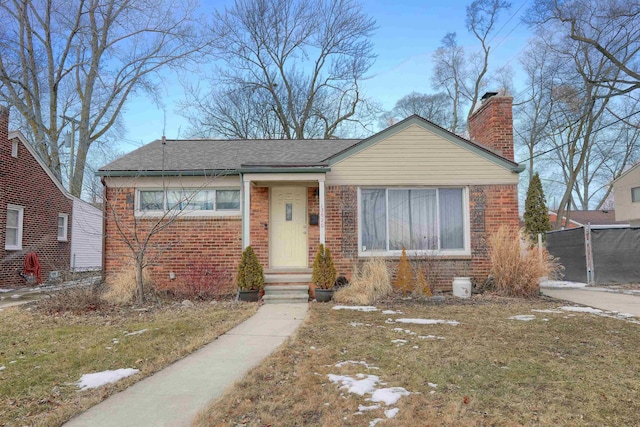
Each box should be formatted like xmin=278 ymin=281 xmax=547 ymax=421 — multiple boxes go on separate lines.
xmin=543 ymin=288 xmax=640 ymax=317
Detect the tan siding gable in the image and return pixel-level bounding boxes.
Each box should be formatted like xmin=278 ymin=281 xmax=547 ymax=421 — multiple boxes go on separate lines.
xmin=613 ymin=165 xmax=640 ymax=223
xmin=326 ymin=124 xmax=518 ymax=186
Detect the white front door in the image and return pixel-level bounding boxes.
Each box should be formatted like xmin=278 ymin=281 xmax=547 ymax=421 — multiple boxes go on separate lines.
xmin=270 ymin=186 xmax=308 ymax=268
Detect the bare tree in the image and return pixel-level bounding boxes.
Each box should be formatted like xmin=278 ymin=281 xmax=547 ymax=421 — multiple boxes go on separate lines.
xmin=431 ymin=0 xmax=511 ymax=133
xmin=389 ymin=92 xmax=452 ymax=128
xmin=431 ymin=33 xmax=467 ymax=133
xmin=182 ymin=0 xmax=377 ymax=140
xmin=0 ymin=0 xmax=207 ymax=197
xmin=528 ymin=0 xmax=640 ymax=97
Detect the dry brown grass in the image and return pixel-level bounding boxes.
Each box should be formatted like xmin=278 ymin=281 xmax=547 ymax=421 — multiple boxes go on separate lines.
xmin=196 ymin=299 xmax=640 ymax=426
xmin=334 ymin=258 xmax=392 ymax=305
xmin=0 ymin=301 xmax=257 ymax=426
xmin=489 ymin=226 xmax=563 ymax=297
xmin=103 ymin=266 xmax=152 ymax=304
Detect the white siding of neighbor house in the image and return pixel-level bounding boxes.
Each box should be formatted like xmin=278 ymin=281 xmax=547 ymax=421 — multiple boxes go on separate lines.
xmin=613 ymin=165 xmax=640 ymax=225
xmin=71 ymin=198 xmax=103 ymax=271
xmin=326 ymin=124 xmax=519 ymax=186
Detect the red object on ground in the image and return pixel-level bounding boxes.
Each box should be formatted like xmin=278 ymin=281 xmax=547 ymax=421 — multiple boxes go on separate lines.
xmin=24 ymin=252 xmax=43 ymax=284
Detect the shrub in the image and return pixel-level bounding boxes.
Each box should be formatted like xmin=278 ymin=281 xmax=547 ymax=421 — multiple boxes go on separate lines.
xmin=312 ymin=244 xmax=337 ymax=289
xmin=103 ymin=266 xmax=152 ymax=305
xmin=236 ymin=246 xmax=264 ymax=291
xmin=393 ymin=248 xmax=414 ymax=296
xmin=333 ymin=258 xmax=392 ymax=305
xmin=489 ymin=225 xmax=563 ymax=298
xmin=161 ymin=265 xmax=234 ymax=301
xmin=415 ymin=268 xmax=432 ymax=296
xmin=38 ymin=285 xmax=109 ymax=314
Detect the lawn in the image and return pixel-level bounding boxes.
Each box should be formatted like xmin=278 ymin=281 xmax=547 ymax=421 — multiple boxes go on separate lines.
xmin=196 ymin=296 xmax=640 ymax=426
xmin=0 ymin=300 xmax=257 ymax=426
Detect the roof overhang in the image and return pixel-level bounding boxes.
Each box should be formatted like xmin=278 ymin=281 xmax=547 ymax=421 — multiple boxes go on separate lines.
xmin=97 ymin=165 xmax=330 ymax=177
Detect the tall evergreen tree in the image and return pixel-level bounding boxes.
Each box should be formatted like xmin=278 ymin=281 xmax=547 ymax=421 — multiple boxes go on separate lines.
xmin=524 ymin=173 xmax=553 ymax=241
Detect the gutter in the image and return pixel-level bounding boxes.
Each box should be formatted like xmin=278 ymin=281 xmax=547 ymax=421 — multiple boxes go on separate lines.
xmin=96 ymin=166 xmax=331 ymax=177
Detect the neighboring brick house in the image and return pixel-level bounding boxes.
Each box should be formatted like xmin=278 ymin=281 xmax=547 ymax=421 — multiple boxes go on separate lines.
xmin=99 ymin=91 xmax=523 ymax=292
xmin=0 ymin=106 xmax=102 ymax=288
xmin=548 ymin=210 xmax=629 ymax=229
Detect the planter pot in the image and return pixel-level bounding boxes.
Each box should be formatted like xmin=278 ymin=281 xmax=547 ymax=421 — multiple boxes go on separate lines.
xmin=238 ymin=289 xmax=260 ymax=302
xmin=315 ymin=288 xmax=334 ymax=302
xmin=452 ymin=277 xmax=472 ymax=298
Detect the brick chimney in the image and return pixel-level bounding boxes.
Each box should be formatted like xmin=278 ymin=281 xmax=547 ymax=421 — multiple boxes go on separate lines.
xmin=468 ymin=91 xmax=514 ymax=161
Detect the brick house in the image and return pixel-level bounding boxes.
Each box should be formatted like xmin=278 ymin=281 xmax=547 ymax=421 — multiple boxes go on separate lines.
xmin=99 ymin=91 xmax=523 ymax=293
xmin=0 ymin=106 xmax=102 ymax=288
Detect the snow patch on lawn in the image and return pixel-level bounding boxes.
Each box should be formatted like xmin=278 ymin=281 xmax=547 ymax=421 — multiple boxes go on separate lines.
xmin=369 ymin=419 xmax=383 ymax=427
xmin=394 ymin=318 xmax=459 ymax=326
xmin=368 ymin=387 xmax=412 ymax=405
xmin=358 ymin=404 xmax=381 ymax=412
xmin=77 ymin=368 xmax=140 ymax=390
xmin=561 ymin=306 xmax=603 ymax=313
xmin=327 ymin=374 xmax=381 ymax=396
xmin=532 ymin=309 xmax=564 ymax=313
xmin=391 ymin=339 xmax=407 ymax=345
xmin=333 ymin=306 xmax=378 ymax=312
xmin=381 ymin=310 xmax=403 ymax=314
xmin=508 ymin=315 xmax=536 ymax=321
xmin=385 ymin=407 xmax=400 ymax=418
xmin=418 ymin=335 xmax=445 ymax=340
xmin=0 ymin=366 xmax=5 ymax=371
xmin=392 ymin=328 xmax=416 ymax=335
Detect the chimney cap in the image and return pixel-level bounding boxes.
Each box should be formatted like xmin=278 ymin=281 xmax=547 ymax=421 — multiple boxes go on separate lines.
xmin=481 ymin=92 xmax=499 ymax=100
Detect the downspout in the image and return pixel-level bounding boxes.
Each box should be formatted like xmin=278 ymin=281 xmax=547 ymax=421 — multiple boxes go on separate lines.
xmin=101 ymin=177 xmax=107 ymax=283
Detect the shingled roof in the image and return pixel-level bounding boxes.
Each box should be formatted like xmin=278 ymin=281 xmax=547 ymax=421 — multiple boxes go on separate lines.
xmin=98 ymin=138 xmax=360 ymax=175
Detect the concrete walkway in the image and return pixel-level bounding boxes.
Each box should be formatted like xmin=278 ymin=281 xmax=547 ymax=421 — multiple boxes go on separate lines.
xmin=65 ymin=303 xmax=308 ymax=427
xmin=543 ymin=288 xmax=640 ymax=317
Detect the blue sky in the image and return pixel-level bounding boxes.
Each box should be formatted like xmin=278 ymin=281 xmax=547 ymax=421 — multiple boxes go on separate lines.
xmin=120 ymin=0 xmax=533 ymax=151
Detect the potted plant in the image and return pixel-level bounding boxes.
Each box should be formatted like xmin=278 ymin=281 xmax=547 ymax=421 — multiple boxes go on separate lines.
xmin=312 ymin=244 xmax=337 ymax=302
xmin=236 ymin=246 xmax=264 ymax=302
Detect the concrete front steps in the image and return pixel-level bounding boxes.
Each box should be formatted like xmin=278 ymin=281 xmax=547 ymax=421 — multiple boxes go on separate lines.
xmin=263 ymin=270 xmax=312 ymax=304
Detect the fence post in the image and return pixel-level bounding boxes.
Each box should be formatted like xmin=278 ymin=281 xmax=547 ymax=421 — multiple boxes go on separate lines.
xmin=584 ymin=224 xmax=594 ymax=285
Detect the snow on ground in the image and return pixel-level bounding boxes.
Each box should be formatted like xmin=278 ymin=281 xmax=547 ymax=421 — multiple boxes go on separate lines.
xmin=428 ymin=382 xmax=438 ymax=388
xmin=124 ymin=329 xmax=148 ymax=336
xmin=77 ymin=368 xmax=140 ymax=390
xmin=532 ymin=309 xmax=564 ymax=313
xmin=384 ymin=408 xmax=400 ymax=419
xmin=0 ymin=289 xmax=15 ymax=293
xmin=369 ymin=419 xmax=383 ymax=427
xmin=358 ymin=404 xmax=381 ymax=412
xmin=508 ymin=315 xmax=536 ymax=321
xmin=561 ymin=306 xmax=603 ymax=313
xmin=540 ymin=280 xmax=587 ymax=288
xmin=368 ymin=387 xmax=412 ymax=405
xmin=335 ymin=361 xmax=379 ymax=370
xmin=0 ymin=366 xmax=5 ymax=371
xmin=327 ymin=374 xmax=381 ymax=396
xmin=394 ymin=318 xmax=460 ymax=326
xmin=392 ymin=328 xmax=416 ymax=335
xmin=381 ymin=310 xmax=403 ymax=315
xmin=391 ymin=339 xmax=407 ymax=345
xmin=333 ymin=306 xmax=378 ymax=312
xmin=418 ymin=335 xmax=445 ymax=340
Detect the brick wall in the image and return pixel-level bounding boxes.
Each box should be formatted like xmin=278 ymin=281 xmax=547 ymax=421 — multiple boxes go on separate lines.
xmin=249 ymin=186 xmax=269 ymax=266
xmin=468 ymin=93 xmax=514 ymax=161
xmin=103 ymin=186 xmax=242 ymax=290
xmin=0 ymin=106 xmax=73 ymax=288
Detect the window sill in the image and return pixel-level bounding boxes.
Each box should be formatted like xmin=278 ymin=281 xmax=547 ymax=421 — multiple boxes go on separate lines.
xmin=58 ymin=238 xmax=68 ymax=242
xmin=358 ymin=250 xmax=471 ymax=258
xmin=134 ymin=210 xmax=241 ymax=219
xmin=5 ymin=245 xmax=22 ymax=251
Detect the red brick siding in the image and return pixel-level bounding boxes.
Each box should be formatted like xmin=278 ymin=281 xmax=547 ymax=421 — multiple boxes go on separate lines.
xmin=0 ymin=107 xmax=72 ymax=288
xmin=249 ymin=186 xmax=269 ymax=266
xmin=103 ymin=186 xmax=242 ymax=290
xmin=307 ymin=186 xmax=320 ymax=266
xmin=468 ymin=95 xmax=514 ymax=161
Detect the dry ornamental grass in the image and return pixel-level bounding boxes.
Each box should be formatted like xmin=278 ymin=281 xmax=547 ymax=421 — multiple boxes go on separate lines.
xmin=333 ymin=258 xmax=392 ymax=305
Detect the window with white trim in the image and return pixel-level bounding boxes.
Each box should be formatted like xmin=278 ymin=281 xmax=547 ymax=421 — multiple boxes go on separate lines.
xmin=138 ymin=189 xmax=240 ymax=213
xmin=5 ymin=204 xmax=24 ymax=250
xmin=57 ymin=213 xmax=69 ymax=241
xmin=11 ymin=140 xmax=18 ymax=158
xmin=359 ymin=187 xmax=467 ymax=254
xmin=632 ymin=187 xmax=640 ymax=203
